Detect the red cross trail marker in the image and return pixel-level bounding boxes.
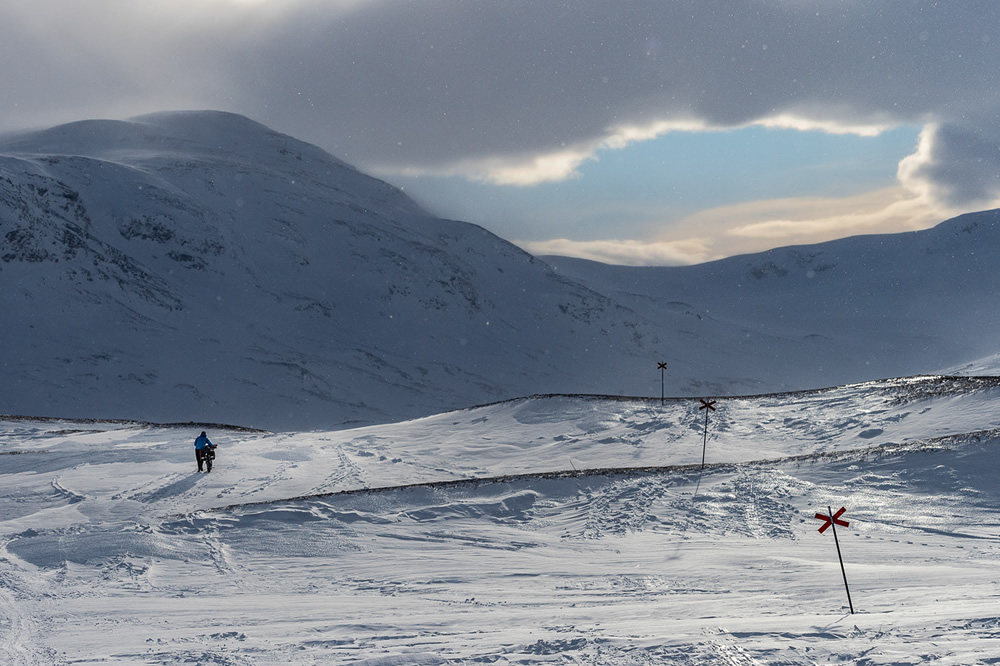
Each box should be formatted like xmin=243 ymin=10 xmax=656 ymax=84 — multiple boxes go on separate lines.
xmin=815 ymin=506 xmax=849 ymax=534
xmin=698 ymin=399 xmax=716 ymax=468
xmin=815 ymin=505 xmax=855 ymax=614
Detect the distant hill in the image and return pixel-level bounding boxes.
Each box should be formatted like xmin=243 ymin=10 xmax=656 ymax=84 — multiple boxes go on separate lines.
xmin=545 ymin=207 xmax=1000 ymax=392
xmin=2 ymin=111 xmax=999 ymax=429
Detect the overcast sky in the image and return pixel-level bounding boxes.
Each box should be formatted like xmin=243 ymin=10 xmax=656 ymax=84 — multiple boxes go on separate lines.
xmin=3 ymin=0 xmax=999 ymax=265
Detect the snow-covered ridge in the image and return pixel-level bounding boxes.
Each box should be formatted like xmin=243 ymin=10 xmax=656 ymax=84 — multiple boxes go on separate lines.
xmin=5 ymin=373 xmax=998 ymax=506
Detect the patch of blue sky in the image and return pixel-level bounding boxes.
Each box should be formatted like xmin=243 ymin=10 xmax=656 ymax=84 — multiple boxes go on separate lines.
xmin=396 ymin=124 xmax=921 ymax=243
xmin=588 ymin=124 xmax=921 ymax=201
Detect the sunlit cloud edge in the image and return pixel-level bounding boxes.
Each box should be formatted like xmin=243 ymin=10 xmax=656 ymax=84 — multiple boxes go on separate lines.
xmin=380 ymin=113 xmax=892 ymax=187
xmin=517 ymin=184 xmax=982 ymax=267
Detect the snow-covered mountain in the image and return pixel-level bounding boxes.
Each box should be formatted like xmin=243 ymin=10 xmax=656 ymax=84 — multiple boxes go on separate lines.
xmin=0 ymin=111 xmax=657 ymax=430
xmin=3 ymin=110 xmax=1000 ymax=430
xmin=546 ymin=208 xmax=1000 ymax=393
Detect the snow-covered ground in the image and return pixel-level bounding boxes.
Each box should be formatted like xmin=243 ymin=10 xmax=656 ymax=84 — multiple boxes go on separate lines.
xmin=4 ymin=375 xmax=1000 ymax=664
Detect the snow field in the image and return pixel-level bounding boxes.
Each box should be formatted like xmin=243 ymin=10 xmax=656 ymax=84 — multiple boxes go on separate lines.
xmin=2 ymin=376 xmax=1000 ymax=663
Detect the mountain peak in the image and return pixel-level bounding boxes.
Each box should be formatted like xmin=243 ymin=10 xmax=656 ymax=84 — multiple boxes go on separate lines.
xmin=0 ymin=110 xmax=355 ymax=175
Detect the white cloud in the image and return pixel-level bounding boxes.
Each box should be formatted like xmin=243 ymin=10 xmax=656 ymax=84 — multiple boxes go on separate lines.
xmin=517 ymin=237 xmax=714 ymax=267
xmin=527 ymin=184 xmax=953 ymax=266
xmin=600 ymin=119 xmax=713 ymax=149
xmin=723 ymin=195 xmax=937 ymax=241
xmin=397 ymin=146 xmax=597 ymax=187
xmin=671 ymin=185 xmax=951 ymax=261
xmin=753 ymin=114 xmax=889 ymax=138
xmin=897 ymin=125 xmax=939 ymax=203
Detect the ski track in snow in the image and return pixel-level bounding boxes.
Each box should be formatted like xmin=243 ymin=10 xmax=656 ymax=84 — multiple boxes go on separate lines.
xmin=3 ymin=377 xmax=1000 ymax=663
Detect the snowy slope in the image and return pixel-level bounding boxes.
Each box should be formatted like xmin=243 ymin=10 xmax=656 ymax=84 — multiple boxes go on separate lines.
xmin=0 ymin=112 xmax=658 ymax=430
xmin=546 ymin=208 xmax=1000 ymax=395
xmin=3 ymin=375 xmax=1000 ymax=663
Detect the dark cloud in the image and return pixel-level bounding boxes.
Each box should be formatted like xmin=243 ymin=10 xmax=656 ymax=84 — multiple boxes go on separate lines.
xmin=2 ymin=0 xmax=1000 ymax=206
xmin=225 ymin=2 xmax=1000 ymax=162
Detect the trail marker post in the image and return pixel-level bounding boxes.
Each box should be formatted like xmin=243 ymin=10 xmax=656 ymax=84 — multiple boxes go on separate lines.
xmin=658 ymin=362 xmax=667 ymax=404
xmin=698 ymin=399 xmax=716 ymax=469
xmin=815 ymin=506 xmax=855 ymax=614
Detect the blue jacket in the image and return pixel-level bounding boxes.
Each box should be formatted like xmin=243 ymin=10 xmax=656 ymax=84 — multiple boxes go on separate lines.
xmin=194 ymin=434 xmax=213 ymax=450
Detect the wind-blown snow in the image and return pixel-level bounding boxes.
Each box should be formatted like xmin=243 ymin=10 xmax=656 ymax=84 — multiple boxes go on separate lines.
xmin=3 ymin=376 xmax=1000 ymax=663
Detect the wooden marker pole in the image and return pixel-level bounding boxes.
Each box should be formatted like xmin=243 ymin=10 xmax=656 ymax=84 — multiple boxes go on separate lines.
xmin=816 ymin=505 xmax=855 ymax=615
xmin=657 ymin=362 xmax=667 ymax=405
xmin=698 ymin=399 xmax=716 ymax=469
